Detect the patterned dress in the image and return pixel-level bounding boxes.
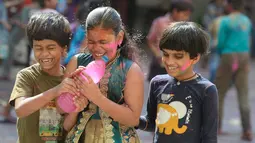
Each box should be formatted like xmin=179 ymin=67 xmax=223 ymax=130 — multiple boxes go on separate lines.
xmin=65 ymin=52 xmax=140 ymax=143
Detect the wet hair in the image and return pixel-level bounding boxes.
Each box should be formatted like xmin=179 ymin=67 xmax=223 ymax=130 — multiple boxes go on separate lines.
xmin=85 ymin=6 xmax=141 ymax=63
xmin=159 ymin=22 xmax=209 ymax=59
xmin=227 ymin=0 xmax=244 ymax=11
xmin=27 ymin=12 xmax=71 ymax=48
xmin=169 ymin=0 xmax=194 ymax=13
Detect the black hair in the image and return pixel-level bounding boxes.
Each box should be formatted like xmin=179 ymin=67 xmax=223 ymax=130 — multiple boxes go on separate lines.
xmin=26 ymin=12 xmax=71 ymax=48
xmin=159 ymin=22 xmax=209 ymax=59
xmin=169 ymin=0 xmax=194 ymax=13
xmin=227 ymin=0 xmax=244 ymax=11
xmin=37 ymin=0 xmax=45 ymax=8
xmin=85 ymin=6 xmax=141 ymax=63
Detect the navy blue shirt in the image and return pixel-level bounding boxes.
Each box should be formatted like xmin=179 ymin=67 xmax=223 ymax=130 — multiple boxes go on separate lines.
xmin=139 ymin=74 xmax=218 ymax=143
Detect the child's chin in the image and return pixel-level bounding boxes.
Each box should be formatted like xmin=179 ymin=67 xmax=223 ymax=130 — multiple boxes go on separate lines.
xmin=167 ymin=72 xmax=178 ymax=77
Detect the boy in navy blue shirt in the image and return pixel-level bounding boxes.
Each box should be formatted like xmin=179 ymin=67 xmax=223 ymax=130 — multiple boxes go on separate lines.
xmin=138 ymin=22 xmax=218 ymax=143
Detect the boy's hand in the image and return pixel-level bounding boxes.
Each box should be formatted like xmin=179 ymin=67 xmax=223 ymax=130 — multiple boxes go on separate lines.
xmin=73 ymin=95 xmax=89 ymax=112
xmin=70 ymin=66 xmax=86 ymax=77
xmin=55 ymin=77 xmax=80 ymax=97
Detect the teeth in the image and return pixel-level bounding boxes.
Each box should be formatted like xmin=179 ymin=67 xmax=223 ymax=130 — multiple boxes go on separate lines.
xmin=41 ymin=59 xmax=53 ymax=63
xmin=95 ymin=53 xmax=103 ymax=57
xmin=168 ymin=67 xmax=177 ymax=70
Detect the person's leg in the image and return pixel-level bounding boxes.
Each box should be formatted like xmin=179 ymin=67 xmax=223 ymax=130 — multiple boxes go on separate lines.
xmin=215 ymin=54 xmax=233 ymax=134
xmin=234 ymin=53 xmax=252 ymax=141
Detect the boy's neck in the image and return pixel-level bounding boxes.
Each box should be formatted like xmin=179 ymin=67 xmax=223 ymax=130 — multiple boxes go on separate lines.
xmin=175 ymin=69 xmax=196 ymax=81
xmin=41 ymin=65 xmax=64 ymax=76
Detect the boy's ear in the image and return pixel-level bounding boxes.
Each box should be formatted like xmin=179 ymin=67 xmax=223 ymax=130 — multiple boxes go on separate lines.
xmin=191 ymin=54 xmax=200 ymax=65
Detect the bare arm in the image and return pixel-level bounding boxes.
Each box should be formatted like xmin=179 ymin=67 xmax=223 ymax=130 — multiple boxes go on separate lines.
xmin=77 ymin=63 xmax=144 ymax=126
xmin=15 ymin=87 xmax=58 ymax=118
xmin=13 ymin=72 xmax=79 ymax=118
xmin=63 ymin=112 xmax=79 ymax=131
xmin=62 ymin=56 xmax=81 ymax=131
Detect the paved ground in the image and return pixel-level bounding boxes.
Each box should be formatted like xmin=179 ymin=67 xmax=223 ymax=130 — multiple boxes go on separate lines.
xmin=0 ymin=57 xmax=255 ymax=143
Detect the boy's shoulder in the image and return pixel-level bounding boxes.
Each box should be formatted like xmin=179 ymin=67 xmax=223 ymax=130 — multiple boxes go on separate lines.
xmin=151 ymin=74 xmax=174 ymax=85
xmin=19 ymin=63 xmax=41 ymax=75
xmin=196 ymin=74 xmax=215 ymax=90
xmin=17 ymin=63 xmax=48 ymax=80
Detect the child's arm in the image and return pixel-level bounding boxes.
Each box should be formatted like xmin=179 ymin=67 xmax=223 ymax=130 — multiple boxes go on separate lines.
xmin=61 ymin=56 xmax=89 ymax=131
xmin=9 ymin=71 xmax=79 ymax=118
xmin=138 ymin=78 xmax=158 ymax=132
xmin=75 ymin=63 xmax=144 ymax=127
xmin=202 ymin=85 xmax=218 ymax=143
xmin=63 ymin=95 xmax=88 ymax=132
xmin=63 ymin=112 xmax=79 ymax=131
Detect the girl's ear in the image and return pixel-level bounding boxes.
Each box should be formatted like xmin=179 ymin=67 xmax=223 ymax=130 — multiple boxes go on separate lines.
xmin=117 ymin=30 xmax=124 ymax=45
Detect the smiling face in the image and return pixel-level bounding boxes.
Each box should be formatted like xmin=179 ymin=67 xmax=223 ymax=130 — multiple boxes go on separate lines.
xmin=87 ymin=27 xmax=123 ymax=61
xmin=33 ymin=39 xmax=66 ymax=75
xmin=161 ymin=49 xmax=199 ymax=80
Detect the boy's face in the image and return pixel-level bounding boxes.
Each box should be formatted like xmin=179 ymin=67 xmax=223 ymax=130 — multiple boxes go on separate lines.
xmin=33 ymin=39 xmax=66 ymax=74
xmin=161 ymin=49 xmax=199 ymax=80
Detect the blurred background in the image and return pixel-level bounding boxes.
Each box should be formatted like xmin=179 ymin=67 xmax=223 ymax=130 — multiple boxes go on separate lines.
xmin=0 ymin=0 xmax=255 ymax=142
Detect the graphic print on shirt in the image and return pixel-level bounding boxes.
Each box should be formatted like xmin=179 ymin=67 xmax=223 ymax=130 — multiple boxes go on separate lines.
xmin=156 ymin=93 xmax=193 ymax=135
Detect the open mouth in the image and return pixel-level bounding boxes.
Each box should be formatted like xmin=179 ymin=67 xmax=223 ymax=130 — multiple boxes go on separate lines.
xmin=168 ymin=66 xmax=178 ymax=71
xmin=40 ymin=58 xmax=53 ymax=64
xmin=94 ymin=53 xmax=105 ymax=58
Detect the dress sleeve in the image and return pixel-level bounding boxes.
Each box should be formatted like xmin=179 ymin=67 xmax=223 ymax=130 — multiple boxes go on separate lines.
xmin=9 ymin=71 xmax=34 ymax=106
xmin=138 ymin=78 xmax=158 ymax=132
xmin=201 ymin=85 xmax=218 ymax=143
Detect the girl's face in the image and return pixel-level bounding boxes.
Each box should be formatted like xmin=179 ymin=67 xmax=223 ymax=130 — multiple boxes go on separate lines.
xmin=161 ymin=49 xmax=200 ymax=80
xmin=87 ymin=27 xmax=123 ymax=61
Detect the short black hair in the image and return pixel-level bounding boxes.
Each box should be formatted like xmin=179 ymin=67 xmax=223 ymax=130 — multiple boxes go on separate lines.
xmin=27 ymin=12 xmax=71 ymax=48
xmin=159 ymin=22 xmax=209 ymax=59
xmin=227 ymin=0 xmax=244 ymax=11
xmin=169 ymin=0 xmax=194 ymax=13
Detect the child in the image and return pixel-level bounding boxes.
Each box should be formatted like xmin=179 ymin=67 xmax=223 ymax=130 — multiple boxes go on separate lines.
xmin=138 ymin=22 xmax=218 ymax=143
xmin=147 ymin=0 xmax=193 ymax=81
xmin=63 ymin=7 xmax=144 ymax=143
xmin=9 ymin=12 xmax=88 ymax=143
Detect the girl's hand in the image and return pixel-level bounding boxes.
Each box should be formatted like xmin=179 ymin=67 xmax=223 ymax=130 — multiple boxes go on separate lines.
xmin=55 ymin=77 xmax=80 ymax=97
xmin=73 ymin=95 xmax=89 ymax=112
xmin=69 ymin=66 xmax=86 ymax=77
xmin=74 ymin=72 xmax=102 ymax=102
